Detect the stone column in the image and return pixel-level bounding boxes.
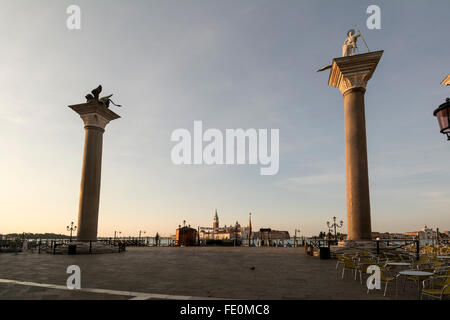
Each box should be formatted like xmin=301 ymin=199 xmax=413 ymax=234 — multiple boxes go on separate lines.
xmin=328 ymin=51 xmax=383 ymax=242
xmin=69 ymin=102 xmax=120 ymax=241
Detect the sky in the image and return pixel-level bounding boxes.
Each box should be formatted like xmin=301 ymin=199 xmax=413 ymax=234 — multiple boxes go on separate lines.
xmin=0 ymin=0 xmax=449 ymax=238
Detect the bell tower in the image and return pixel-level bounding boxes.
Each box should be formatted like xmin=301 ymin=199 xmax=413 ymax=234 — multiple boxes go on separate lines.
xmin=213 ymin=209 xmax=219 ymax=229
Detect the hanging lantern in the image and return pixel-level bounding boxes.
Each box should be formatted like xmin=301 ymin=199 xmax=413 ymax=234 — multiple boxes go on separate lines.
xmin=433 ymin=98 xmax=450 ymax=141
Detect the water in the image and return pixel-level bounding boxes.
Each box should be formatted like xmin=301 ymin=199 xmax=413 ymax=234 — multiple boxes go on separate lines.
xmin=20 ymin=237 xmax=441 ymax=248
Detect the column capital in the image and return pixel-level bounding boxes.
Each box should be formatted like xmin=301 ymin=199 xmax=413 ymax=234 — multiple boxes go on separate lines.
xmin=328 ymin=51 xmax=383 ymax=96
xmin=69 ymin=101 xmax=120 ymax=130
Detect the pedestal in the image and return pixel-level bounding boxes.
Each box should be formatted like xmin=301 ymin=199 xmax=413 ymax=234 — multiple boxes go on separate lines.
xmin=328 ymin=51 xmax=383 ymax=241
xmin=69 ymin=102 xmax=120 ymax=241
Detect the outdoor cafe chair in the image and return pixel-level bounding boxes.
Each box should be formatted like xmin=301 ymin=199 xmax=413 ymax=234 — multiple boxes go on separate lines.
xmin=413 ymin=255 xmax=431 ymax=269
xmin=421 ymin=276 xmax=450 ymax=300
xmin=434 ymin=275 xmax=450 ymax=288
xmin=335 ymin=254 xmax=346 ymax=270
xmin=356 ymin=263 xmax=373 ymax=285
xmin=341 ymin=259 xmax=357 ymax=280
xmin=398 ymin=254 xmax=413 ymax=263
xmin=366 ymin=270 xmax=394 ymax=297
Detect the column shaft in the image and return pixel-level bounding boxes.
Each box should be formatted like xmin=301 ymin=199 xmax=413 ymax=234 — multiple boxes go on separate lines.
xmin=343 ymin=88 xmax=372 ymax=240
xmin=77 ymin=126 xmax=104 ymax=241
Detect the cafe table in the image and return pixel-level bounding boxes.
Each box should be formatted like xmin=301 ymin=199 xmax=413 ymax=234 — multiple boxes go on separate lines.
xmin=396 ymin=270 xmax=434 ymax=299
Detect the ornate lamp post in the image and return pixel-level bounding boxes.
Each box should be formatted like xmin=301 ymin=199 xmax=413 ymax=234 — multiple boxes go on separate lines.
xmin=67 ymin=222 xmax=77 ymax=242
xmin=327 ymin=217 xmax=344 ymax=241
xmin=294 ymin=229 xmax=301 ymax=247
xmin=138 ymin=230 xmax=146 ymax=245
xmin=433 ymin=98 xmax=450 ymax=141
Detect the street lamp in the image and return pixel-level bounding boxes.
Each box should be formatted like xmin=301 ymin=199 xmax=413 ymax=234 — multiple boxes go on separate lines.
xmin=114 ymin=230 xmax=121 ymax=241
xmin=294 ymin=229 xmax=301 ymax=247
xmin=433 ymin=98 xmax=450 ymax=141
xmin=327 ymin=217 xmax=344 ymax=242
xmin=139 ymin=230 xmax=146 ymax=245
xmin=67 ymin=222 xmax=77 ymax=242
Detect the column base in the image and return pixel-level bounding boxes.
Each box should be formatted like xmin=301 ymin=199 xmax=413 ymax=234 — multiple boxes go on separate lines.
xmin=338 ymin=240 xmax=376 ymax=249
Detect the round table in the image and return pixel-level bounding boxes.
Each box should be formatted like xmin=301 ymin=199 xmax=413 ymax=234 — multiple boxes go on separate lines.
xmin=386 ymin=263 xmax=411 ymax=278
xmin=397 ymin=270 xmax=434 ymax=299
xmin=386 ymin=262 xmax=411 ymax=266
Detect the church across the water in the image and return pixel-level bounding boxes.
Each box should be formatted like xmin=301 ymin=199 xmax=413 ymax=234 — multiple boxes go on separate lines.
xmin=199 ymin=210 xmax=242 ymax=241
xmin=198 ymin=210 xmax=290 ymax=246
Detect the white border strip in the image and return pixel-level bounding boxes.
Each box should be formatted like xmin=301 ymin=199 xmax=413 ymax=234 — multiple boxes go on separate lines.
xmin=0 ymin=278 xmax=223 ymax=300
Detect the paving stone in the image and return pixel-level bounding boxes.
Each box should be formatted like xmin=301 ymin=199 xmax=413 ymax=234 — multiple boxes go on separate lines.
xmin=0 ymin=247 xmax=419 ymax=300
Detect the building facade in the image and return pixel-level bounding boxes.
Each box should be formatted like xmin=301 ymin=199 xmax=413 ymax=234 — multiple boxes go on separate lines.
xmin=198 ymin=210 xmax=290 ymax=246
xmin=176 ymin=226 xmax=198 ymax=246
xmin=199 ymin=210 xmax=242 ymax=241
xmin=404 ymin=225 xmax=439 ymax=240
xmin=241 ymin=228 xmax=290 ymax=246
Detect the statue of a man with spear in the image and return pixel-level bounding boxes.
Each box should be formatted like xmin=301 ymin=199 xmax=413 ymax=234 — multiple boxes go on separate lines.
xmin=316 ymin=27 xmax=371 ymax=72
xmin=342 ymin=26 xmax=370 ymax=57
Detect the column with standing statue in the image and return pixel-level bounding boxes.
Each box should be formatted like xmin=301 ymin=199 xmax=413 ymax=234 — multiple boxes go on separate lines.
xmin=318 ymin=30 xmax=383 ymax=248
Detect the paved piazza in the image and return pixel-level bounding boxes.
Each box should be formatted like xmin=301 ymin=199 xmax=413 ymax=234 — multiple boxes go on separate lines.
xmin=0 ymin=247 xmax=420 ymax=300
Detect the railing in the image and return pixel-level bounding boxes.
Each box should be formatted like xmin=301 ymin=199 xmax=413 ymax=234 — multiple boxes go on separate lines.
xmin=437 ymin=238 xmax=450 ymax=245
xmin=305 ymin=237 xmax=339 ymax=248
xmin=0 ymin=239 xmax=23 ymax=253
xmin=374 ymin=238 xmax=420 ymax=260
xmin=0 ymin=238 xmax=126 ymax=254
xmin=98 ymin=237 xmax=176 ymax=247
xmin=1 ymin=236 xmax=178 ymax=254
xmin=49 ymin=239 xmax=126 ymax=254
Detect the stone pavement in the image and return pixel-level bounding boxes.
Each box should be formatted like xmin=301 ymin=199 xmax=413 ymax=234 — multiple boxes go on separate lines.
xmin=0 ymin=247 xmax=420 ymax=300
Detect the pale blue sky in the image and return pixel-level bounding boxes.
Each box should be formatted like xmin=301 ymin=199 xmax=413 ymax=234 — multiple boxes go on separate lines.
xmin=0 ymin=0 xmax=449 ymax=237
